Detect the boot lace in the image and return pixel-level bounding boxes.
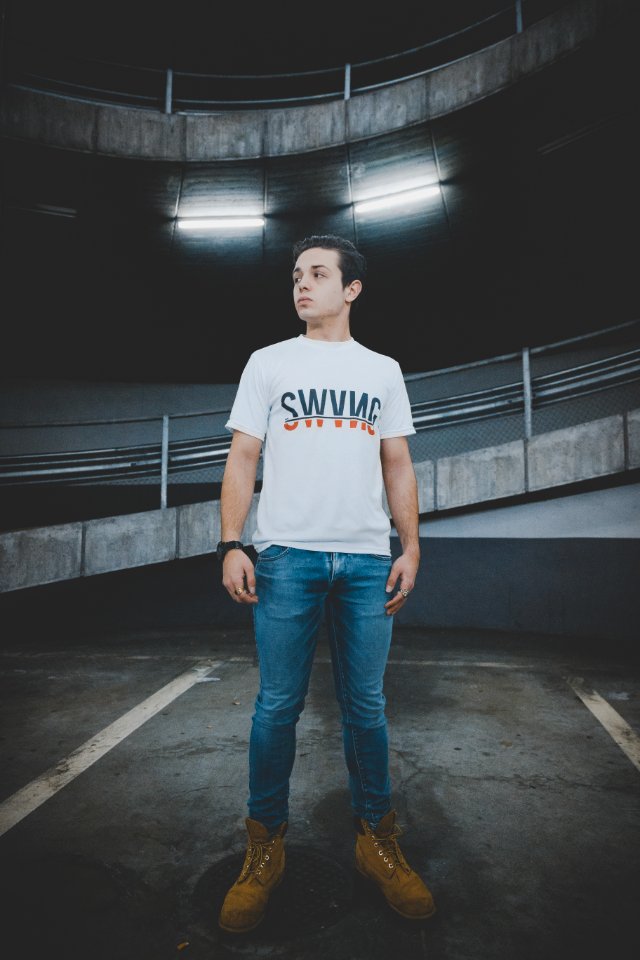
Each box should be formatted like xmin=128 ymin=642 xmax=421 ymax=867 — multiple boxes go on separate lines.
xmin=239 ymin=837 xmax=278 ymax=882
xmin=370 ymin=825 xmax=411 ymax=874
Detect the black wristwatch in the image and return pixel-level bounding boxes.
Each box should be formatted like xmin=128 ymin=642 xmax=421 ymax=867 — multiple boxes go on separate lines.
xmin=216 ymin=540 xmax=245 ymax=562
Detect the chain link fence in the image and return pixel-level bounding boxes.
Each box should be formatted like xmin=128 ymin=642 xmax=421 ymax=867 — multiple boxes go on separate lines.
xmin=529 ymin=326 xmax=640 ymax=436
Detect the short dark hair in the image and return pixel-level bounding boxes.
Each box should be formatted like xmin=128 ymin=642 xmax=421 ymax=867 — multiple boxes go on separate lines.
xmin=292 ymin=234 xmax=366 ymax=288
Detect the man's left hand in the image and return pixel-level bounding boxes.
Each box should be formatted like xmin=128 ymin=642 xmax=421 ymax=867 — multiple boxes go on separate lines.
xmin=384 ymin=551 xmax=420 ymax=616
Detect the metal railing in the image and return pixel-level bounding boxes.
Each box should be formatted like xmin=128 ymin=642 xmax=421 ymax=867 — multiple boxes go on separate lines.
xmin=1 ymin=320 xmax=639 ymax=511
xmin=5 ymin=1 xmax=563 ymax=111
xmin=410 ymin=347 xmax=640 ymax=430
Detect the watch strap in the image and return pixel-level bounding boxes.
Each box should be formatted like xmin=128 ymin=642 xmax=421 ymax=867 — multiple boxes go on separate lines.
xmin=217 ymin=540 xmax=244 ymax=559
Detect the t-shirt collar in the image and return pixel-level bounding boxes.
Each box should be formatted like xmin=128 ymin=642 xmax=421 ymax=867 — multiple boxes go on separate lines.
xmin=298 ymin=334 xmax=357 ymax=348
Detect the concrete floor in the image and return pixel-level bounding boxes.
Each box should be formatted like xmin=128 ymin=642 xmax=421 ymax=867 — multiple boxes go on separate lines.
xmin=1 ymin=623 xmax=639 ymax=960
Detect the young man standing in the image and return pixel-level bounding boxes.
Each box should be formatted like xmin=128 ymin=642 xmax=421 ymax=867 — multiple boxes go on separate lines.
xmin=216 ymin=235 xmax=435 ymax=932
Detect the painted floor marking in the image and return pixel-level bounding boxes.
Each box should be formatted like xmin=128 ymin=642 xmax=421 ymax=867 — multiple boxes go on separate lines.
xmin=0 ymin=660 xmax=220 ymax=838
xmin=567 ymin=676 xmax=640 ymax=773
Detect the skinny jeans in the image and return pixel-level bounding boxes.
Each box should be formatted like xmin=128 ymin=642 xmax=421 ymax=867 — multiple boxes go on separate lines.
xmin=248 ymin=544 xmax=394 ymax=831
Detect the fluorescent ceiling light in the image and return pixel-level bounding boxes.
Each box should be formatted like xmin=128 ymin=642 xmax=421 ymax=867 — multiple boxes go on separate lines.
xmin=179 ymin=204 xmax=263 ymax=218
xmin=177 ymin=217 xmax=265 ymax=230
xmin=354 ymin=184 xmax=440 ymax=214
xmin=355 ymin=176 xmax=438 ymax=203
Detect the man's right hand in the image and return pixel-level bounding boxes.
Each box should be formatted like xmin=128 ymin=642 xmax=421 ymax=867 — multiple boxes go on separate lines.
xmin=222 ymin=549 xmax=258 ymax=604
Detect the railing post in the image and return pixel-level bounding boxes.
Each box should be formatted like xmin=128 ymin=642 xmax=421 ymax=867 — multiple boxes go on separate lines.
xmin=161 ymin=415 xmax=169 ymax=508
xmin=521 ymin=347 xmax=532 ymax=440
xmin=344 ymin=63 xmax=351 ymax=101
xmin=515 ymin=0 xmax=523 ymax=33
xmin=164 ymin=67 xmax=173 ymax=114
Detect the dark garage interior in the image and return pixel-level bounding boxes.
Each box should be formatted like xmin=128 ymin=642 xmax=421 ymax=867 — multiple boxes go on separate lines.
xmin=1 ymin=2 xmax=639 ymax=958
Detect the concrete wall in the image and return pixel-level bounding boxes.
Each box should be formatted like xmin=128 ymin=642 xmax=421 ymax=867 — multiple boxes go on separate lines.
xmin=0 ymin=523 xmax=83 ymax=591
xmin=436 ymin=441 xmax=525 ymax=510
xmin=0 ymin=493 xmax=259 ymax=592
xmin=1 ymin=412 xmax=638 ymax=594
xmin=394 ymin=536 xmax=640 ymax=644
xmin=0 ymin=0 xmax=627 ymax=161
xmin=83 ymin=509 xmax=177 ymax=576
xmin=627 ymin=408 xmax=640 ymax=468
xmin=1 ymin=535 xmax=636 ymax=646
xmin=528 ymin=415 xmax=625 ymax=490
xmin=177 ymin=501 xmax=221 ymax=560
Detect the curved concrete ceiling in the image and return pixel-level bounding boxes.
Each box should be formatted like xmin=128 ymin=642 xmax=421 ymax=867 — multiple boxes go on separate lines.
xmin=0 ymin=0 xmax=637 ymax=381
xmin=0 ymin=0 xmax=628 ymax=161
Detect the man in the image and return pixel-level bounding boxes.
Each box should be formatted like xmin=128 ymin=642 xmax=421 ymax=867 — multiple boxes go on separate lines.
xmin=216 ymin=234 xmax=435 ymax=933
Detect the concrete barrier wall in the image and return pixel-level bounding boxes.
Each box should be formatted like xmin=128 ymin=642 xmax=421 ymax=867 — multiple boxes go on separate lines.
xmin=84 ymin=508 xmax=177 ymax=576
xmin=0 ymin=0 xmax=622 ymax=161
xmin=1 ymin=411 xmax=637 ymax=593
xmin=628 ymin=409 xmax=640 ymax=468
xmin=527 ymin=415 xmax=625 ymax=490
xmin=414 ymin=459 xmax=436 ymax=515
xmin=0 ymin=523 xmax=83 ymax=592
xmin=436 ymin=440 xmax=525 ymax=510
xmin=177 ymin=500 xmax=221 ymax=559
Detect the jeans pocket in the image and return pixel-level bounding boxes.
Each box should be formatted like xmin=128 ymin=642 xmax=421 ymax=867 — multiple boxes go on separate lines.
xmin=369 ymin=554 xmax=392 ymax=562
xmin=256 ymin=544 xmax=291 ymax=563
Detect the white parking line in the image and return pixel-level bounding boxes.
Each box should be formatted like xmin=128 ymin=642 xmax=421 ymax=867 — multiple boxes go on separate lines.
xmin=567 ymin=676 xmax=640 ymax=773
xmin=0 ymin=660 xmax=220 ymax=838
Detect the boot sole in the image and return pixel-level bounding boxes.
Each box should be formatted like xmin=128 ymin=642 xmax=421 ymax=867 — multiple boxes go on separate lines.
xmin=355 ymin=864 xmax=437 ymax=921
xmin=218 ymin=872 xmax=284 ymax=934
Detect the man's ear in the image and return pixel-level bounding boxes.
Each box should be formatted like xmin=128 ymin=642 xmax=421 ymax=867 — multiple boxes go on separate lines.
xmin=345 ymin=280 xmax=362 ymax=303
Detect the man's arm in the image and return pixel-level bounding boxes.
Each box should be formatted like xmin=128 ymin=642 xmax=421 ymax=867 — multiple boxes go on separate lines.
xmin=380 ymin=436 xmax=420 ymax=615
xmin=220 ymin=430 xmax=263 ymax=604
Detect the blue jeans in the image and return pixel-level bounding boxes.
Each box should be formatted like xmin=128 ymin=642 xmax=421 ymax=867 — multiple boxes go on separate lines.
xmin=248 ymin=545 xmax=394 ymax=831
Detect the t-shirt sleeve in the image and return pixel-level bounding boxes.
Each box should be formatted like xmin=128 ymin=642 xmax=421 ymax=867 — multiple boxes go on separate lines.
xmin=225 ymin=352 xmax=269 ymax=441
xmin=378 ymin=361 xmax=416 ymax=439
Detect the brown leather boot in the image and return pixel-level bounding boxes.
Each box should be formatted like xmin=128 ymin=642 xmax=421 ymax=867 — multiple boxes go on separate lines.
xmin=218 ymin=818 xmax=287 ymax=933
xmin=355 ymin=810 xmax=436 ymax=920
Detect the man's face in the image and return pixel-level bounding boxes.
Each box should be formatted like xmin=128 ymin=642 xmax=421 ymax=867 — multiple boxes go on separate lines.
xmin=292 ymin=247 xmax=360 ymax=323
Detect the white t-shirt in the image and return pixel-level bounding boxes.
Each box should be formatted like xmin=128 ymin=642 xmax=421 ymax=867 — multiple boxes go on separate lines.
xmin=225 ymin=334 xmax=415 ymax=555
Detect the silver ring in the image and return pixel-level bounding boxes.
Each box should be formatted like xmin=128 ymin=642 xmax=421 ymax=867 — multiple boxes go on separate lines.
xmin=400 ymin=588 xmax=409 ymax=598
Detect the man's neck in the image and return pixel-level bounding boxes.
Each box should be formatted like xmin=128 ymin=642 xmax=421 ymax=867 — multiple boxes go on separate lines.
xmin=303 ymin=320 xmax=352 ymax=342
